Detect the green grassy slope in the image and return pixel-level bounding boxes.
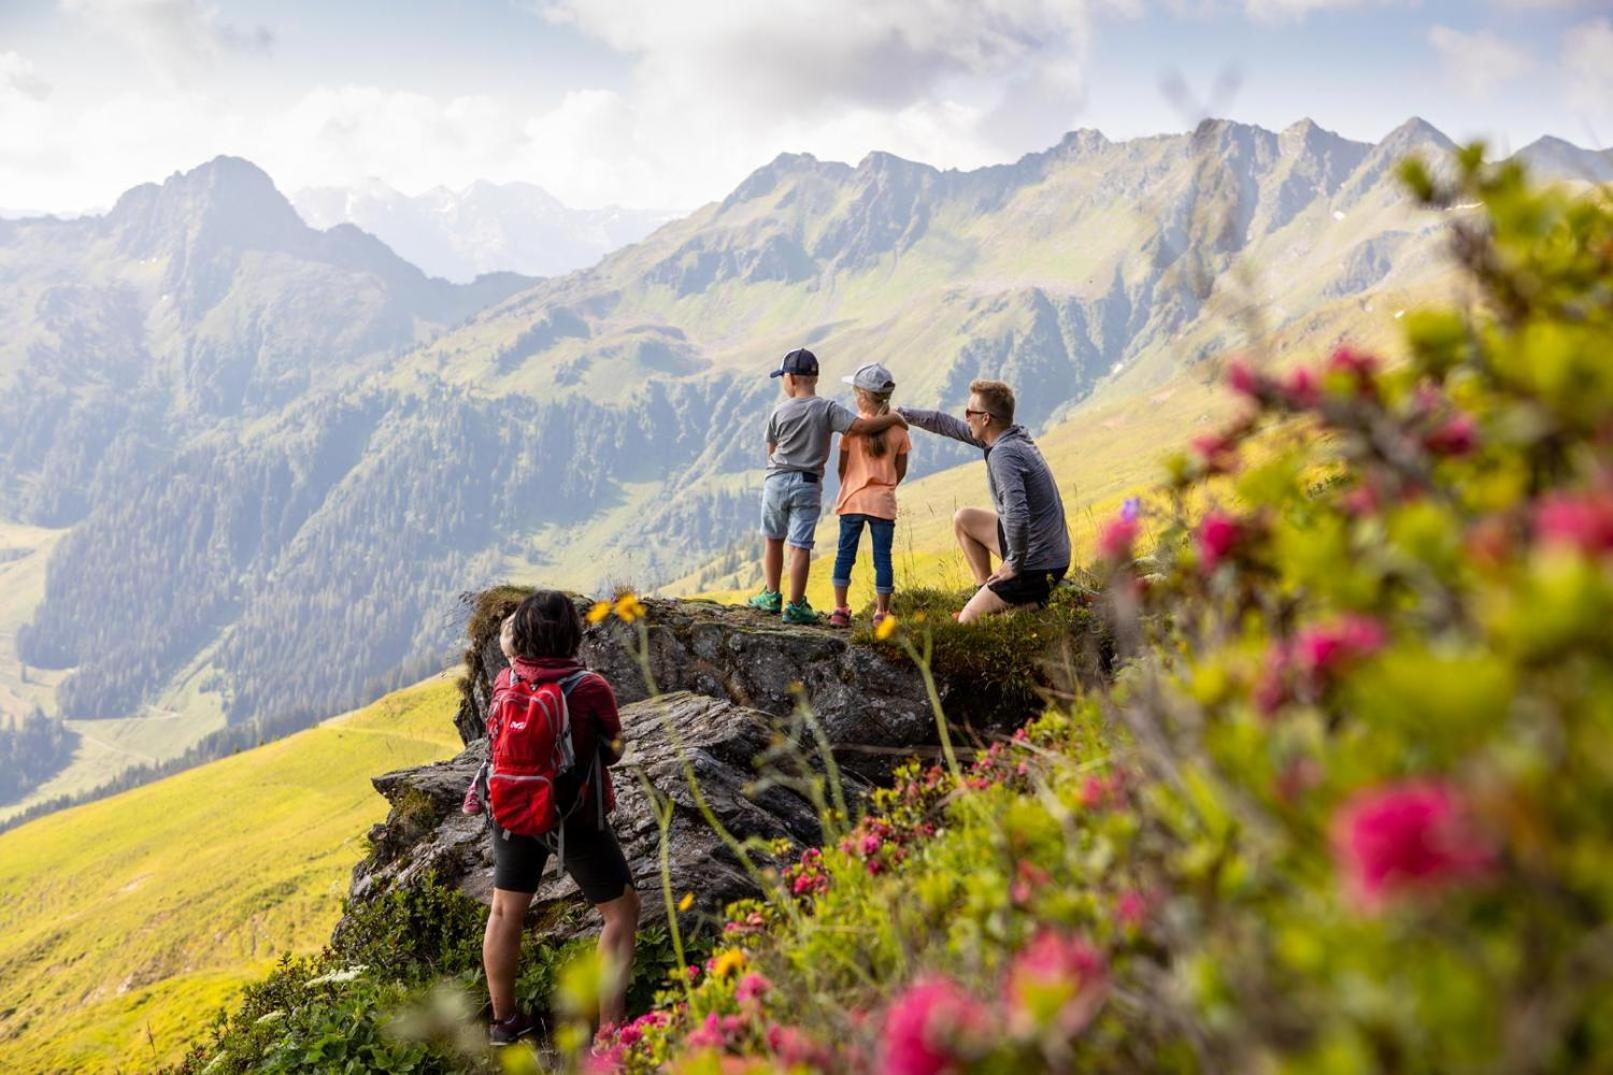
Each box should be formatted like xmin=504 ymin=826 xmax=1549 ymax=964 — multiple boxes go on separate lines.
xmin=0 ymin=519 xmax=232 ymax=825
xmin=0 ymin=676 xmax=463 ymax=1073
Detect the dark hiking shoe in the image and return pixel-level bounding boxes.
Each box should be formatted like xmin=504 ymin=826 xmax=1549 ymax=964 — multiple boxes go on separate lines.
xmin=490 ymin=1011 xmax=540 ymax=1046
xmin=747 ymin=588 xmax=783 ymax=614
xmin=782 ymin=600 xmax=823 ymax=626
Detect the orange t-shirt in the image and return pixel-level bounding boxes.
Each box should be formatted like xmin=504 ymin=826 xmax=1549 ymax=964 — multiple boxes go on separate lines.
xmin=834 ymin=426 xmax=910 ymax=519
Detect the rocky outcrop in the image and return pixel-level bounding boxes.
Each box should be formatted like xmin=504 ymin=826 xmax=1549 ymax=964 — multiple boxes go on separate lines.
xmin=348 ymin=595 xmax=1024 ymax=937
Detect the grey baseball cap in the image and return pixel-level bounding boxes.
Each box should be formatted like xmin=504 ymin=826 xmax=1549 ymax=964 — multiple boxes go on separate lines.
xmin=841 ymin=362 xmax=896 ymax=392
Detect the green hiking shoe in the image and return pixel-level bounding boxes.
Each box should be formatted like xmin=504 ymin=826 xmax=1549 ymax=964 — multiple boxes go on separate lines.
xmin=747 ymin=588 xmax=783 ymax=614
xmin=782 ymin=600 xmax=823 ymax=625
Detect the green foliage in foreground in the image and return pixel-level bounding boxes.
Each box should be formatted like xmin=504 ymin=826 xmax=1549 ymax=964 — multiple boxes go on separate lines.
xmin=580 ymin=152 xmax=1613 ymax=1072
xmin=169 ymin=881 xmax=691 ymax=1074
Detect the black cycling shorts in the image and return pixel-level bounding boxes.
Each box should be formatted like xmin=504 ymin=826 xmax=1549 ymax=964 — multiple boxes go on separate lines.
xmin=488 ymin=815 xmax=634 ymax=903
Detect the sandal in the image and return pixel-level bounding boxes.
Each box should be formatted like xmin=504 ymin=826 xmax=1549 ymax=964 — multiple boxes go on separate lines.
xmin=828 ymin=606 xmax=853 ymax=629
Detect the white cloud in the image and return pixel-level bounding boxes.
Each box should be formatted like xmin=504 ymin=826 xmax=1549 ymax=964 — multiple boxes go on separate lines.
xmin=1240 ymin=0 xmax=1404 ymax=21
xmin=1428 ymin=25 xmax=1535 ymax=100
xmin=540 ymin=0 xmax=1129 ymax=116
xmin=59 ymin=0 xmax=272 ymax=76
xmin=0 ymin=52 xmax=52 ymax=101
xmin=1562 ymin=18 xmax=1613 ymax=129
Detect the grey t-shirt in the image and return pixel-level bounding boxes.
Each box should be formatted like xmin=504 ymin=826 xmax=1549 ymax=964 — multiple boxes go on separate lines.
xmin=766 ymin=395 xmax=857 ymax=477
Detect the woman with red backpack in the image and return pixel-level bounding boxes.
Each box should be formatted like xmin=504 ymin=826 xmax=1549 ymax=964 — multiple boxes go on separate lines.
xmin=478 ymin=590 xmax=640 ymax=1045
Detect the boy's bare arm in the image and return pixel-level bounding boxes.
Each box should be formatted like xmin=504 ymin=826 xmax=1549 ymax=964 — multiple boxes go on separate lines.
xmin=846 ymin=412 xmax=907 ymax=436
xmin=895 ymin=451 xmax=908 ymax=483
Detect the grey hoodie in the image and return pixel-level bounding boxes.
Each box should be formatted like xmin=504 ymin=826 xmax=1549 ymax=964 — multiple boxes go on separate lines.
xmin=898 ymin=408 xmax=1071 ymax=573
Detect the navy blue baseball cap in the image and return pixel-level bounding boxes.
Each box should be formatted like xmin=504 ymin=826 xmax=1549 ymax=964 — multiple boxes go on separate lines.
xmin=770 ymin=347 xmax=819 ymax=378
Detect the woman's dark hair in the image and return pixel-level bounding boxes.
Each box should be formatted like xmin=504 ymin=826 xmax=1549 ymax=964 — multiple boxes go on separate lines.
xmin=507 ymin=590 xmax=584 ymax=660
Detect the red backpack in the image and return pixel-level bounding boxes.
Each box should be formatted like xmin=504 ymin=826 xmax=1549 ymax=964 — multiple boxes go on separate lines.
xmin=487 ymin=667 xmax=602 ymax=845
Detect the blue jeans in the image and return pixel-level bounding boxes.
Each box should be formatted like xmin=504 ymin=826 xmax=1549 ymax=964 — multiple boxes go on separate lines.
xmin=832 ymin=514 xmax=895 ymax=594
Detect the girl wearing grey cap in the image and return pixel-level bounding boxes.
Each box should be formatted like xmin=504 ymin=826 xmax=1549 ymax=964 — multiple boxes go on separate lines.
xmin=829 ymin=363 xmax=910 ymax=629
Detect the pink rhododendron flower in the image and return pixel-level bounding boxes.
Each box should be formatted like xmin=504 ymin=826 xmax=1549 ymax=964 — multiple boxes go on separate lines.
xmin=880 ymin=976 xmax=987 ymax=1075
xmin=1425 ymin=412 xmax=1478 ymax=456
xmin=737 ymin=972 xmax=772 ymax=1005
xmin=1226 ymin=358 xmax=1264 ymax=398
xmin=582 ymin=1045 xmax=624 ymax=1074
xmin=1097 ymin=514 xmax=1140 ymax=563
xmin=1327 ymin=344 xmax=1379 ymax=383
xmin=1191 ymin=430 xmax=1238 ymax=473
xmin=1281 ymin=365 xmax=1323 ymax=408
xmin=1003 ymin=930 xmax=1108 ymax=1039
xmin=1011 ymin=859 xmax=1050 ymax=906
xmin=1253 ymin=647 xmax=1290 ymax=715
xmin=1115 ymin=889 xmax=1150 ymax=929
xmin=1332 ymin=780 xmax=1496 ymax=910
xmin=1534 ymin=491 xmax=1613 ymax=556
xmin=684 ymin=1013 xmax=725 ymax=1050
xmin=1197 ymin=512 xmax=1242 ymax=573
xmin=1341 ymin=483 xmax=1381 ymax=518
xmin=1079 ymin=771 xmax=1124 ymax=809
xmin=1292 ymin=615 xmax=1387 ymax=682
xmin=768 ymin=1024 xmax=829 ymax=1069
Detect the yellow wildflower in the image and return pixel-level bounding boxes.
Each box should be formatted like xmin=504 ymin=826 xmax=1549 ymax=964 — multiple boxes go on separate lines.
xmin=709 ymin=948 xmax=747 ymax=978
xmin=874 ymin=614 xmax=900 ymax=641
xmin=678 ymin=891 xmax=695 ymax=912
xmin=613 ymin=592 xmax=648 ymax=623
xmin=586 ymin=600 xmax=612 ymax=625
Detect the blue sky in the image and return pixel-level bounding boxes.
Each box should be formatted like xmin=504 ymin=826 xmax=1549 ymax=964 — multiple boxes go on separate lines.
xmin=0 ymin=0 xmax=1607 ymax=214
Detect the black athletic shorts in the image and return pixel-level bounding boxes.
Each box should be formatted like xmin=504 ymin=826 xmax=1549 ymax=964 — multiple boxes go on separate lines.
xmin=488 ymin=815 xmax=634 ymax=903
xmin=990 ymin=521 xmax=1068 ymax=606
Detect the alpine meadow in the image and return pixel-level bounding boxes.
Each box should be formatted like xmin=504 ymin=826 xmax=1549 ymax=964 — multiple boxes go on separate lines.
xmin=1 ymin=2 xmax=1611 ymax=1073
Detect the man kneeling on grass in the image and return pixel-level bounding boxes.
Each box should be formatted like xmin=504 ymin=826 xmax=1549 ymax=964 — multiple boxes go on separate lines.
xmin=899 ymin=378 xmax=1071 ymax=623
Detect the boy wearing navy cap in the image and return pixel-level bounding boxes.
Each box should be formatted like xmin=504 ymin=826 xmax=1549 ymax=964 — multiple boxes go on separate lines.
xmin=749 ymin=348 xmax=908 ymax=624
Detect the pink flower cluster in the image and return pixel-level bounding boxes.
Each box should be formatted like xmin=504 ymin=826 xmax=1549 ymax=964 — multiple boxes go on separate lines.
xmin=1226 ymin=346 xmax=1383 ymax=414
xmin=1097 ymin=514 xmax=1141 ymax=563
xmin=1256 ymin=615 xmax=1388 ymax=714
xmin=1196 ymin=511 xmax=1244 ymax=573
xmin=723 ymin=909 xmax=768 ymax=937
xmin=684 ymin=1011 xmax=749 ymax=1052
xmin=880 ymin=975 xmax=992 ymax=1075
xmin=788 ymin=847 xmax=830 ymax=897
xmin=1534 ymin=490 xmax=1613 ymax=557
xmin=1331 ymin=779 xmax=1496 ymax=910
xmin=1003 ymin=930 xmax=1109 ymax=1039
xmin=880 ymin=932 xmax=1110 ymax=1074
xmin=1079 ymin=770 xmax=1125 ymax=810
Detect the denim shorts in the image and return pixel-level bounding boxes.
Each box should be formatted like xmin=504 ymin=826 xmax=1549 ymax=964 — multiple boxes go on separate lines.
xmin=760 ymin=471 xmax=823 ymax=549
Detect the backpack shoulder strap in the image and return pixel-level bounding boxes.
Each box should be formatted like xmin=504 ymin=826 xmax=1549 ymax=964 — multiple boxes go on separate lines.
xmin=557 ymin=669 xmax=599 ymax=696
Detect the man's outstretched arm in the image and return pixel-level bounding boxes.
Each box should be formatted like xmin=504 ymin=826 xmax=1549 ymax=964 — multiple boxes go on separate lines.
xmin=846 ymin=411 xmax=908 ymax=437
xmin=896 ymin=407 xmax=984 ymax=448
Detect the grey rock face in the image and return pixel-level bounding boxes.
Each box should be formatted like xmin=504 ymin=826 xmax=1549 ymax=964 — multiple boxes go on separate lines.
xmin=345 ymin=595 xmax=1014 ymax=936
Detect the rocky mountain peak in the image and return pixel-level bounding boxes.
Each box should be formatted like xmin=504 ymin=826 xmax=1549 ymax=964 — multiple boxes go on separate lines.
xmin=1055 ymin=128 xmax=1110 ymax=156
xmin=108 ymin=155 xmax=305 ymax=259
xmin=1514 ymin=136 xmax=1613 ymax=183
xmin=1380 ymin=116 xmax=1455 ymax=156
